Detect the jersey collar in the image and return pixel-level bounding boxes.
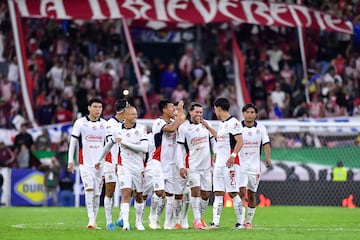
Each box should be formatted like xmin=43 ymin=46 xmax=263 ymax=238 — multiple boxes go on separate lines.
xmin=188 ymin=119 xmax=199 ymax=125
xmin=241 ymin=120 xmax=257 ymax=128
xmin=86 ymin=115 xmax=100 ymax=122
xmin=112 ymin=115 xmax=122 ymax=123
xmin=122 ymin=122 xmax=136 ymax=129
xmin=222 ymin=115 xmax=233 ymax=122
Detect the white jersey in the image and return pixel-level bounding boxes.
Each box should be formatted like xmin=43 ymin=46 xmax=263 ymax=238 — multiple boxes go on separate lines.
xmin=177 ymin=119 xmax=214 ymax=170
xmin=239 ymin=120 xmax=270 ymax=174
xmin=117 ymin=123 xmax=148 ymax=172
xmin=151 ymin=118 xmax=177 ymax=165
xmin=215 ymin=116 xmax=242 ymax=167
xmin=70 ymin=116 xmax=107 ymax=168
xmin=104 ymin=116 xmax=122 ymax=170
xmin=145 ymin=132 xmax=155 ymax=167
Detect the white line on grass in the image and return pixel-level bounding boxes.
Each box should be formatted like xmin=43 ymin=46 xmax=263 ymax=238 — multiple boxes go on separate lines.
xmin=254 ymin=226 xmax=360 ymax=232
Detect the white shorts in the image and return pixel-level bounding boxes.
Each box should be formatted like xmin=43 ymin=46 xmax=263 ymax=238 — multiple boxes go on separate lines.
xmin=79 ymin=165 xmax=103 ymax=195
xmin=142 ymin=166 xmax=154 ymax=196
xmin=162 ymin=163 xmax=176 ymax=194
xmin=213 ymin=165 xmax=239 ymax=193
xmin=173 ymin=169 xmax=188 ymax=195
xmin=238 ymin=168 xmax=260 ymax=192
xmin=188 ymin=168 xmax=212 ymax=192
xmin=144 ymin=160 xmax=164 ymax=192
xmin=103 ymin=162 xmax=117 ymax=183
xmin=143 ymin=160 xmax=176 ymax=194
xmin=116 ymin=165 xmax=144 ymax=193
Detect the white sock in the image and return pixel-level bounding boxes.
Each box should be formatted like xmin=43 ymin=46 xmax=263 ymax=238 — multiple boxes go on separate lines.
xmin=174 ymin=199 xmax=183 ymax=224
xmin=212 ymin=196 xmax=223 ymax=225
xmin=104 ymin=196 xmax=113 ymax=225
xmin=121 ymin=202 xmax=130 ymax=227
xmin=85 ymin=191 xmax=95 ymax=224
xmin=164 ymin=196 xmax=174 ymax=227
xmin=141 ymin=201 xmax=146 ymax=222
xmin=150 ymin=193 xmax=161 ymax=221
xmin=117 ymin=208 xmax=122 ymax=221
xmin=232 ymin=195 xmax=245 ymax=224
xmin=135 ymin=201 xmax=145 ymax=226
xmin=191 ymin=196 xmax=201 ymax=222
xmin=93 ymin=195 xmax=100 ymax=221
xmin=247 ymin=207 xmax=256 ymax=224
xmin=182 ymin=192 xmax=190 ymax=225
xmin=200 ymin=198 xmax=209 ymax=217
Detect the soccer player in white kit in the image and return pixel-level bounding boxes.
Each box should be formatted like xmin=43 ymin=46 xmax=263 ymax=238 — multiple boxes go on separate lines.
xmin=203 ymin=98 xmax=244 ymax=229
xmin=238 ymin=104 xmax=271 ymax=229
xmin=148 ymin=99 xmax=185 ymax=230
xmin=102 ymin=99 xmax=128 ymax=230
xmin=173 ymin=102 xmax=189 ymax=229
xmin=67 ymin=97 xmax=107 ymax=229
xmin=176 ymin=103 xmax=216 ymax=229
xmin=96 ymin=106 xmax=148 ymax=230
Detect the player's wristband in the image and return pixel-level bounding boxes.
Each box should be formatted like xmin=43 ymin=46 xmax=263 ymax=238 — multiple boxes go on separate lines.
xmin=230 ymin=152 xmax=237 ymax=158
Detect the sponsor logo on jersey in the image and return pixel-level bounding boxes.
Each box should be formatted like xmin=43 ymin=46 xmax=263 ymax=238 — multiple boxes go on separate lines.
xmin=85 ymin=134 xmax=103 ymax=142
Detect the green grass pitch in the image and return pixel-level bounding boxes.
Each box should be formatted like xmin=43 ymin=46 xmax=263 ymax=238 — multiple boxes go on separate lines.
xmin=0 ymin=206 xmax=359 ymax=240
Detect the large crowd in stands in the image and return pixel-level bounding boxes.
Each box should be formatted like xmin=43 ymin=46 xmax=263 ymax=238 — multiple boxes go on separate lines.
xmin=0 ymin=0 xmax=359 ymax=132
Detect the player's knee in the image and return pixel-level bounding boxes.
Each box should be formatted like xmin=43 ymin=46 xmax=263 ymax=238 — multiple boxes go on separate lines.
xmin=239 ymin=191 xmax=246 ymax=199
xmin=175 ymin=194 xmax=183 ymax=200
xmin=228 ymin=192 xmax=238 ymax=198
xmin=135 ymin=193 xmax=143 ymax=202
xmin=106 ymin=192 xmax=114 ymax=198
xmin=155 ymin=190 xmax=163 ymax=197
xmin=200 ymin=191 xmax=210 ymax=200
xmin=248 ymin=193 xmax=256 ymax=202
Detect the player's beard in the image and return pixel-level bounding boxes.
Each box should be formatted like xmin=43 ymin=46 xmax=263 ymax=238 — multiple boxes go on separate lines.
xmin=194 ymin=116 xmax=201 ymax=123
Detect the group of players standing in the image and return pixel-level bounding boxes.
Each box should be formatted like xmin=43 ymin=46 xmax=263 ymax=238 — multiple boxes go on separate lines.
xmin=67 ymin=96 xmax=271 ymax=231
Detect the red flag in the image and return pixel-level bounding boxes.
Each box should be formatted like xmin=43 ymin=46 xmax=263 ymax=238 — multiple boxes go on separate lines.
xmin=232 ymin=30 xmax=251 ymax=107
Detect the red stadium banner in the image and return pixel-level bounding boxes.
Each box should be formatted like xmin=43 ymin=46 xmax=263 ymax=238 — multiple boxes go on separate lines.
xmin=14 ymin=0 xmax=353 ymax=34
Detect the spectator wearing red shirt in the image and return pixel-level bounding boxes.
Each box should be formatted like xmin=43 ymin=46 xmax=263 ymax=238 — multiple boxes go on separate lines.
xmin=53 ymin=105 xmax=73 ymax=123
xmin=260 ymin=67 xmax=276 ymax=93
xmin=102 ymin=90 xmax=116 ymax=113
xmin=331 ymin=53 xmax=346 ymax=76
xmin=0 ymin=141 xmax=16 ymax=168
xmin=0 ymin=97 xmax=11 ymax=128
xmin=96 ymin=63 xmax=114 ymax=97
xmin=34 ymin=50 xmax=46 ymax=76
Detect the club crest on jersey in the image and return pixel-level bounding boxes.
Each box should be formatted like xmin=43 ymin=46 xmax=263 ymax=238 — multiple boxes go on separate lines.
xmin=109 ymin=175 xmax=113 ymax=180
